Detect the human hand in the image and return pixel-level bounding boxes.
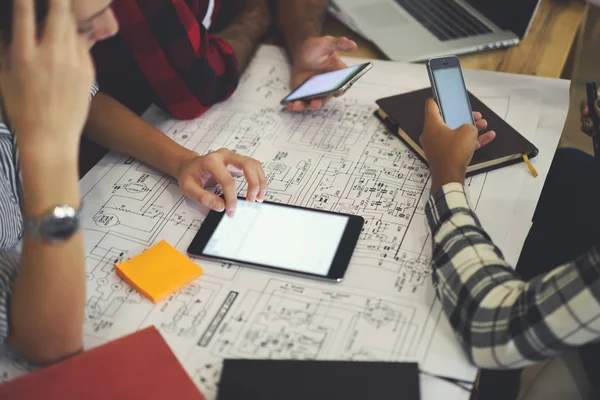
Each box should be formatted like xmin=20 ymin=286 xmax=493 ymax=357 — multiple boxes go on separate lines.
xmin=178 ymin=149 xmax=268 ymax=217
xmin=288 ymin=36 xmax=357 ymax=112
xmin=0 ymin=0 xmax=94 ymax=156
xmin=420 ymin=99 xmax=496 ymax=192
xmin=580 ymin=89 xmax=600 ymax=136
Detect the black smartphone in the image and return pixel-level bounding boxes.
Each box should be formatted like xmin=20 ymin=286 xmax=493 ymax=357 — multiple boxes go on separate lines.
xmin=426 ymin=56 xmax=474 ymax=129
xmin=586 ymin=82 xmax=600 ymax=162
xmin=187 ymin=198 xmax=364 ymax=283
xmin=280 ymin=63 xmax=372 ymax=105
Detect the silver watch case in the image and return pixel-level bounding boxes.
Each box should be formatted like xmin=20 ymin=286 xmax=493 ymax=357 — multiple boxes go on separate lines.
xmin=23 ymin=205 xmax=82 ymax=243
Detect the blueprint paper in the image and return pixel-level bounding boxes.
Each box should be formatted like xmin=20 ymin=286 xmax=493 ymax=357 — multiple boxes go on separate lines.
xmin=0 ymin=46 xmax=569 ymax=399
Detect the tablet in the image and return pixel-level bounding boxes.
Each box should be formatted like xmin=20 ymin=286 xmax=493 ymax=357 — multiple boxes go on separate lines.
xmin=187 ymin=199 xmax=364 ymax=282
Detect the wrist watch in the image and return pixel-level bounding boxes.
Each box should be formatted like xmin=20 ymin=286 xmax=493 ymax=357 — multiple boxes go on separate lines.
xmin=23 ymin=205 xmax=82 ymax=243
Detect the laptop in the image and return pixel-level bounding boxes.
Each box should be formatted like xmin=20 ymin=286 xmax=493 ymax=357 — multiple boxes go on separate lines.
xmin=329 ymin=0 xmax=541 ymax=62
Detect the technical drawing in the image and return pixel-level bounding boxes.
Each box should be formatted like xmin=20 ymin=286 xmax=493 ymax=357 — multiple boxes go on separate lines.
xmin=205 ymin=279 xmax=435 ymax=363
xmin=1 ymin=46 xmax=536 ymax=396
xmin=191 ymin=358 xmax=224 ymax=394
xmin=154 ymin=281 xmax=222 ymax=339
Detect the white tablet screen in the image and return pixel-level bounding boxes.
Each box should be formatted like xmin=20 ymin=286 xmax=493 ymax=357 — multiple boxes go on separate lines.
xmin=203 ymin=201 xmax=349 ymax=276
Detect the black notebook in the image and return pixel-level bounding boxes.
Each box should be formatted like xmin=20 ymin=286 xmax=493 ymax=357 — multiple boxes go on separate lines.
xmin=217 ymin=360 xmax=420 ymax=400
xmin=376 ymin=88 xmax=538 ymax=176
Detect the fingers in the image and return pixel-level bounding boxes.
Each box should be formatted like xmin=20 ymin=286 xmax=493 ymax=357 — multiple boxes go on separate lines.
xmin=11 ymin=0 xmax=36 ymax=56
xmin=213 ymin=170 xmax=238 ymax=217
xmin=45 ymin=0 xmax=76 ymax=43
xmin=309 ymin=98 xmax=324 ymax=111
xmin=256 ymin=166 xmax=267 ymax=202
xmin=241 ymin=160 xmax=260 ymax=202
xmin=472 ymin=111 xmax=482 ymax=121
xmin=475 ymin=118 xmax=488 ymax=132
xmin=475 ymin=131 xmax=496 ymax=150
xmin=287 ymin=98 xmax=330 ymax=112
xmin=581 ymin=116 xmax=595 ymax=136
xmin=581 ymin=99 xmax=589 ymax=117
xmin=180 ymin=176 xmax=226 ymax=213
xmin=288 ymin=101 xmax=306 ymax=112
xmin=202 ymin=153 xmax=239 ymax=216
xmin=221 ymin=151 xmax=267 ymax=203
xmin=322 ymin=36 xmax=358 ymax=53
xmin=594 ymin=98 xmax=600 ymax=121
xmin=424 ymin=98 xmax=445 ymax=129
xmin=317 ymin=96 xmax=334 ymax=108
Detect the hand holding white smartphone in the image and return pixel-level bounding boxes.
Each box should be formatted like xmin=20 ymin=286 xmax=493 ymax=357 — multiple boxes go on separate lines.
xmin=426 ymin=56 xmax=474 ymax=129
xmin=281 ymin=63 xmax=372 ymax=105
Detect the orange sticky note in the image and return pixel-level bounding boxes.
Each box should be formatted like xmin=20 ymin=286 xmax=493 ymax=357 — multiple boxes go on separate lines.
xmin=116 ymin=240 xmax=203 ymax=303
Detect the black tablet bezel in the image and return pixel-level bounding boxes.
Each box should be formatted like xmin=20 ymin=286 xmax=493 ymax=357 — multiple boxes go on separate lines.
xmin=187 ymin=199 xmax=364 ymax=283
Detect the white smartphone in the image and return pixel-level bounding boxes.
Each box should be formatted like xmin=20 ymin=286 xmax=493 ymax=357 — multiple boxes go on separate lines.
xmin=426 ymin=56 xmax=474 ymax=129
xmin=280 ymin=63 xmax=372 ymax=105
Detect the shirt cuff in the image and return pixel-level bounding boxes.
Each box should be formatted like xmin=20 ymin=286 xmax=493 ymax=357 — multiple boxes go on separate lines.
xmin=425 ymin=182 xmax=478 ymax=236
xmin=0 ymin=249 xmax=20 ymax=344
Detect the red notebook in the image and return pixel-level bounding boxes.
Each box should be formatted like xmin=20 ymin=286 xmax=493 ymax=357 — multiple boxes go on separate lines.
xmin=0 ymin=327 xmax=205 ymax=400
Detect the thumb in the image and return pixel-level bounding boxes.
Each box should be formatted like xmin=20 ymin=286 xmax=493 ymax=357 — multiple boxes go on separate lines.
xmin=323 ymin=36 xmax=357 ymax=53
xmin=424 ymin=98 xmax=445 ymax=129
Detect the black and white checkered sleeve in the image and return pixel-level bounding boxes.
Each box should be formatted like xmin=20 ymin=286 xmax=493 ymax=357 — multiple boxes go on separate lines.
xmin=425 ymin=183 xmax=600 ymax=369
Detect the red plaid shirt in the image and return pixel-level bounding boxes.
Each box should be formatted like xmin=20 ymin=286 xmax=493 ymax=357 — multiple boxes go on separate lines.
xmin=92 ymin=0 xmax=244 ymax=120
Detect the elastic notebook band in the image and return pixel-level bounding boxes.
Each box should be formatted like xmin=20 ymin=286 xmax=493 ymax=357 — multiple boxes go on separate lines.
xmin=522 ymin=154 xmax=538 ymax=178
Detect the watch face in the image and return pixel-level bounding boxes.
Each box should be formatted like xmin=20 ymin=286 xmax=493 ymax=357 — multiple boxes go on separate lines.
xmin=41 ymin=206 xmax=81 ymax=242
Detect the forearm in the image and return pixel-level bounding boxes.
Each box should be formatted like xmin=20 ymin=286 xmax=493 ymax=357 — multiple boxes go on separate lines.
xmin=84 ymin=93 xmax=197 ymax=178
xmin=214 ymin=1 xmax=270 ymax=72
xmin=426 ymin=183 xmax=600 ymax=369
xmin=426 ymin=183 xmax=525 ymax=367
xmin=276 ymin=0 xmax=328 ymax=61
xmin=9 ymin=145 xmax=85 ymax=363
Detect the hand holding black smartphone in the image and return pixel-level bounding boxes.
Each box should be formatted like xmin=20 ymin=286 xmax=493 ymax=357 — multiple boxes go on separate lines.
xmin=281 ymin=63 xmax=372 ymax=105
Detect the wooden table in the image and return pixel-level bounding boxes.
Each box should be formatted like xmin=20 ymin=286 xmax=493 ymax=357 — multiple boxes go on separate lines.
xmin=325 ymin=0 xmax=587 ymax=78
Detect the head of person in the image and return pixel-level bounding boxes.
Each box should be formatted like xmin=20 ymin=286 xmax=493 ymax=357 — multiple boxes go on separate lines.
xmin=0 ymin=0 xmax=118 ymax=49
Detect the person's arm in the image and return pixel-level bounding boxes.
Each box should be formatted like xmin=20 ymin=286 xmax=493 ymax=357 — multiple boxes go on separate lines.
xmin=85 ymin=93 xmax=195 ymax=179
xmin=0 ymin=0 xmax=95 ymax=363
xmin=276 ymin=0 xmax=327 ymax=59
xmin=425 ymin=183 xmax=600 ymax=369
xmin=85 ymin=93 xmax=267 ymax=216
xmin=9 ymin=144 xmax=85 ymax=363
xmin=110 ymin=0 xmax=265 ymax=120
xmin=419 ymin=98 xmax=600 ymax=369
xmin=274 ymin=0 xmax=357 ymax=112
xmin=213 ymin=0 xmax=271 ymax=74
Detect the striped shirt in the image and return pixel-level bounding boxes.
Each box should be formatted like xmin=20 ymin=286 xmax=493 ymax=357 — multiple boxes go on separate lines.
xmin=0 ymin=124 xmax=22 ymax=346
xmin=0 ymin=84 xmax=99 ymax=350
xmin=426 ymin=183 xmax=600 ymax=369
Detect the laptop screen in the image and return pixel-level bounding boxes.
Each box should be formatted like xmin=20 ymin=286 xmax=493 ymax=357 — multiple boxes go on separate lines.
xmin=465 ymin=0 xmax=540 ymax=38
